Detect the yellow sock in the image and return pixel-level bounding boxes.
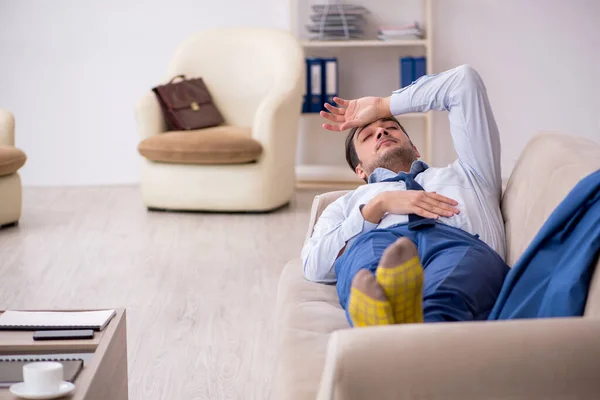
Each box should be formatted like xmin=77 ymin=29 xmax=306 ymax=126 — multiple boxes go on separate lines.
xmin=375 ymin=256 xmax=424 ymax=323
xmin=348 ymin=287 xmax=395 ymax=327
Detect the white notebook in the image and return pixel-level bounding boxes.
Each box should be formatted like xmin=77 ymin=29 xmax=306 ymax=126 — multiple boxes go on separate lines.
xmin=0 ymin=309 xmax=116 ymax=331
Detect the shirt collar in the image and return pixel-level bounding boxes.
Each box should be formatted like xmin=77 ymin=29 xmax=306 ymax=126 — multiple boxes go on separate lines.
xmin=367 ymin=160 xmax=430 ymax=184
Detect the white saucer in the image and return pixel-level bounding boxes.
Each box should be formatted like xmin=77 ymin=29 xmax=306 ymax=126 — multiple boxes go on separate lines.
xmin=9 ymin=381 xmax=75 ymax=399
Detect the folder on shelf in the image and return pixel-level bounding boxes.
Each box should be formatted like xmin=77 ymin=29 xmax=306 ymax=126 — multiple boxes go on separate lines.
xmin=400 ymin=57 xmax=414 ymax=88
xmin=414 ymin=56 xmax=427 ymax=81
xmin=321 ymin=57 xmax=338 ymax=110
xmin=306 ymin=57 xmax=322 ymax=113
xmin=302 ymin=61 xmax=310 ymax=113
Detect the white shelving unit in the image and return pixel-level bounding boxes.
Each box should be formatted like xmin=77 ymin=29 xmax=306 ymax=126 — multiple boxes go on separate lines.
xmin=291 ymin=0 xmax=434 ymax=187
xmin=302 ymin=39 xmax=428 ymax=48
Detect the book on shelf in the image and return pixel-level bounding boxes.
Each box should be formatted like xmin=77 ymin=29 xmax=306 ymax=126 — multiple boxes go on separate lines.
xmin=414 ymin=57 xmax=427 ymax=80
xmin=306 ymin=58 xmax=323 ymax=113
xmin=322 ymin=58 xmax=338 ymax=110
xmin=377 ymin=33 xmax=421 ymax=41
xmin=378 ymin=22 xmax=424 ymax=41
xmin=302 ymin=68 xmax=309 ymax=113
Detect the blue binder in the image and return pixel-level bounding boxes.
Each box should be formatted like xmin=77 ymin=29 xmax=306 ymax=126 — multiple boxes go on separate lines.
xmin=321 ymin=58 xmax=338 ymax=110
xmin=414 ymin=57 xmax=427 ymax=81
xmin=400 ymin=57 xmax=414 ymax=88
xmin=306 ymin=58 xmax=323 ymax=113
xmin=302 ymin=60 xmax=308 ymax=113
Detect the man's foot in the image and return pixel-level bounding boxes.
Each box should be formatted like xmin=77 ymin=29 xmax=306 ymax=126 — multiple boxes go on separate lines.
xmin=375 ymin=238 xmax=424 ymax=323
xmin=348 ymin=269 xmax=395 ymax=327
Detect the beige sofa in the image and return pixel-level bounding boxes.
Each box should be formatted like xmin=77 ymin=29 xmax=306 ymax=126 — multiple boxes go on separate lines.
xmin=273 ymin=133 xmax=600 ymax=400
xmin=0 ymin=109 xmax=26 ymax=228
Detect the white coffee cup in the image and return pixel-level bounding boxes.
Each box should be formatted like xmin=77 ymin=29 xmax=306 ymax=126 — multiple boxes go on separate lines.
xmin=22 ymin=362 xmax=63 ymax=394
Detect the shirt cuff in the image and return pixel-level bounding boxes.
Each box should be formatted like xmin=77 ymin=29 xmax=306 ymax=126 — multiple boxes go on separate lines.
xmin=341 ymin=205 xmax=378 ymax=241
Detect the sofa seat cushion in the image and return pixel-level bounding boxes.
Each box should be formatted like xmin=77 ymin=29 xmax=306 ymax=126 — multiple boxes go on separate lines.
xmin=272 ymin=259 xmax=350 ymax=400
xmin=0 ymin=146 xmax=27 ymax=177
xmin=138 ymin=125 xmax=262 ymax=165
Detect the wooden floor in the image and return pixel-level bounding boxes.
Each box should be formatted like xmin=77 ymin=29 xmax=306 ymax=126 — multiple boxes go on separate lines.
xmin=0 ymin=186 xmax=331 ymax=400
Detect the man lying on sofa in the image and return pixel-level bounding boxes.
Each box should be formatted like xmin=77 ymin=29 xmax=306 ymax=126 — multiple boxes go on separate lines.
xmin=301 ymin=65 xmax=510 ymax=326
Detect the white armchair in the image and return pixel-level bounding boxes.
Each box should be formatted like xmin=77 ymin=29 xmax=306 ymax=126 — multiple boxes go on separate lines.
xmin=134 ymin=28 xmax=304 ymax=212
xmin=0 ymin=109 xmax=26 ymax=227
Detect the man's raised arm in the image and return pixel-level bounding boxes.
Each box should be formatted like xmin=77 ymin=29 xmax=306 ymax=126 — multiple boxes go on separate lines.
xmin=390 ymin=64 xmax=502 ymax=197
xmin=321 ymin=65 xmax=502 ymax=198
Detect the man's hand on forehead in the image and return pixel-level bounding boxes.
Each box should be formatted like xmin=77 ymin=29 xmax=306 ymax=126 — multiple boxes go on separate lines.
xmin=320 ymin=96 xmax=392 ymax=132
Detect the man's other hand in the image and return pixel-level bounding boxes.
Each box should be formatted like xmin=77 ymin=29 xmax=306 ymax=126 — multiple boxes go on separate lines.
xmin=383 ymin=191 xmax=460 ymax=219
xmin=320 ymin=96 xmax=392 ymax=132
xmin=361 ymin=191 xmax=460 ymax=224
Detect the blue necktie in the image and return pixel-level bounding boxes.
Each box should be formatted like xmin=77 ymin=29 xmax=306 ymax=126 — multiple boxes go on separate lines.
xmin=380 ymin=171 xmax=436 ymax=230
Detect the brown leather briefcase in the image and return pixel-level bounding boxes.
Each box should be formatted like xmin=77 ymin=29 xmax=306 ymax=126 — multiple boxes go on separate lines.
xmin=152 ymin=75 xmax=224 ymax=130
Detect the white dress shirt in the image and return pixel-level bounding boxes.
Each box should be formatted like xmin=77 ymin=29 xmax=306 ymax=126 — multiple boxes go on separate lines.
xmin=301 ymin=65 xmax=506 ymax=283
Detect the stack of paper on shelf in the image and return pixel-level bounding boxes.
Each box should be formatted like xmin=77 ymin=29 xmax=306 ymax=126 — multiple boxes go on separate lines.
xmin=306 ymin=4 xmax=370 ymax=41
xmin=378 ymin=22 xmax=424 ymax=40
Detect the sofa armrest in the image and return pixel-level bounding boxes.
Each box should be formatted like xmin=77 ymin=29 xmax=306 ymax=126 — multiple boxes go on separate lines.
xmin=0 ymin=109 xmax=15 ymax=146
xmin=134 ymin=91 xmax=167 ymax=140
xmin=305 ymin=191 xmax=351 ymax=244
xmin=317 ymin=318 xmax=600 ymax=400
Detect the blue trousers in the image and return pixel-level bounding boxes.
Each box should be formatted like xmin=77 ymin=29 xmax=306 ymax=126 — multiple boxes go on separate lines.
xmin=335 ymin=223 xmax=509 ymax=325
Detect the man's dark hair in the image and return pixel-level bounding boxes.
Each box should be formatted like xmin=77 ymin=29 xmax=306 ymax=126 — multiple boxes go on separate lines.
xmin=344 ymin=116 xmax=408 ymax=171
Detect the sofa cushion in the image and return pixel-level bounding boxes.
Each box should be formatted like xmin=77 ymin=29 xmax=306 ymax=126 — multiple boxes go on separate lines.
xmin=0 ymin=146 xmax=27 ymax=177
xmin=138 ymin=125 xmax=262 ymax=165
xmin=501 ymin=133 xmax=600 ymax=316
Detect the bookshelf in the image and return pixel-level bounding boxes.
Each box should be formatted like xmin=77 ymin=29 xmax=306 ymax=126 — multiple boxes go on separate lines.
xmin=291 ymin=0 xmax=434 ymax=188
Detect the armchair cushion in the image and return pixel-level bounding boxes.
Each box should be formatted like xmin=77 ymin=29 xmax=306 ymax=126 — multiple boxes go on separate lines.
xmin=137 ymin=125 xmax=262 ymax=165
xmin=0 ymin=146 xmax=26 ymax=177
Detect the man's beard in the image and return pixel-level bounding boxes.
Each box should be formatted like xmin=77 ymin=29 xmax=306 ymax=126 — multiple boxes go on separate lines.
xmin=362 ymin=145 xmax=417 ymax=175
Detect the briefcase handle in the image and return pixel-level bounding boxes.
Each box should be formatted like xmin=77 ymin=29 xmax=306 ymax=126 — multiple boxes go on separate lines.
xmin=169 ymin=74 xmax=187 ymax=83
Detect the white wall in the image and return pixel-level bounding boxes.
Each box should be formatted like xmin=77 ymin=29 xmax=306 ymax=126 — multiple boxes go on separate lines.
xmin=1 ymin=0 xmax=599 ymax=186
xmin=432 ymin=0 xmax=600 ymax=174
xmin=0 ymin=0 xmax=289 ymax=186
